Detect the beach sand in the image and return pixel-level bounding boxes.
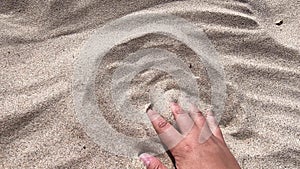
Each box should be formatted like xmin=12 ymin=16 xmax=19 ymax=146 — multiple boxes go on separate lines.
xmin=1 ymin=0 xmax=299 ymax=168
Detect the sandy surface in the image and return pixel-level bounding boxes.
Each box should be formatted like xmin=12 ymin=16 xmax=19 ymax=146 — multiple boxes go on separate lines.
xmin=1 ymin=0 xmax=299 ymax=168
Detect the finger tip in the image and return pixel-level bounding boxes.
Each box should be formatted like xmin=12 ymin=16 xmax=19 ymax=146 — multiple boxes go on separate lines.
xmin=206 ymin=110 xmax=214 ymax=116
xmin=139 ymin=153 xmax=152 ymax=167
xmin=189 ymin=104 xmax=199 ymax=113
xmin=170 ymin=101 xmax=177 ymax=107
xmin=146 ymin=109 xmax=161 ymax=121
xmin=146 ymin=108 xmax=155 ymax=115
xmin=170 ymin=102 xmax=180 ymax=111
xmin=139 ymin=153 xmax=151 ymax=158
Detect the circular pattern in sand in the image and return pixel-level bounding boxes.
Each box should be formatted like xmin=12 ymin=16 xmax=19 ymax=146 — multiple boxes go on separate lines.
xmin=73 ymin=13 xmax=226 ymax=158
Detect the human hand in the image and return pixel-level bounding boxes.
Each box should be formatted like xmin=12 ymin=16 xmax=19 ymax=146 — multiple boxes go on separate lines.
xmin=139 ymin=102 xmax=241 ymax=169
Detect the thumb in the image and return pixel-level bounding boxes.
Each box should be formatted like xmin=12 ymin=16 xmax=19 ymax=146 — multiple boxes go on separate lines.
xmin=139 ymin=153 xmax=167 ymax=169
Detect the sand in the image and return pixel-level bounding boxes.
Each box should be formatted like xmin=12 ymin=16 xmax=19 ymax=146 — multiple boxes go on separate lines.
xmin=1 ymin=0 xmax=299 ymax=168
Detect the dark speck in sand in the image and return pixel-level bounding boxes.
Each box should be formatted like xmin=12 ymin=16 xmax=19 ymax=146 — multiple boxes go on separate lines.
xmin=275 ymin=20 xmax=283 ymax=26
xmin=83 ymin=146 xmax=86 ymax=149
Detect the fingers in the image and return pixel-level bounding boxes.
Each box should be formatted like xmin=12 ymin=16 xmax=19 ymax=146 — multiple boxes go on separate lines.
xmin=206 ymin=111 xmax=225 ymax=144
xmin=189 ymin=104 xmax=206 ymax=129
xmin=189 ymin=104 xmax=213 ymax=143
xmin=146 ymin=103 xmax=224 ymax=147
xmin=170 ymin=102 xmax=195 ymax=135
xmin=139 ymin=153 xmax=167 ymax=169
xmin=147 ymin=109 xmax=183 ymax=149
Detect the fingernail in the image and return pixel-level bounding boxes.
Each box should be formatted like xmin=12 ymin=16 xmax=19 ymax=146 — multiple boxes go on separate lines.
xmin=139 ymin=153 xmax=151 ymax=167
xmin=145 ymin=103 xmax=153 ymax=113
xmin=146 ymin=109 xmax=160 ymax=121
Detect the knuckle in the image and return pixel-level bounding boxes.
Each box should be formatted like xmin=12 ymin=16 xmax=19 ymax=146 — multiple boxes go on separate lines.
xmin=157 ymin=119 xmax=169 ymax=129
xmin=183 ymin=144 xmax=193 ymax=153
xmin=173 ymin=141 xmax=195 ymax=155
xmin=191 ymin=112 xmax=204 ymax=119
xmin=196 ymin=112 xmax=204 ymax=118
xmin=196 ymin=115 xmax=206 ymax=125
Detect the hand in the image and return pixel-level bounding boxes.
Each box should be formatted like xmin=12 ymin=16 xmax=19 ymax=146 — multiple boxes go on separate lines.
xmin=139 ymin=102 xmax=241 ymax=169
